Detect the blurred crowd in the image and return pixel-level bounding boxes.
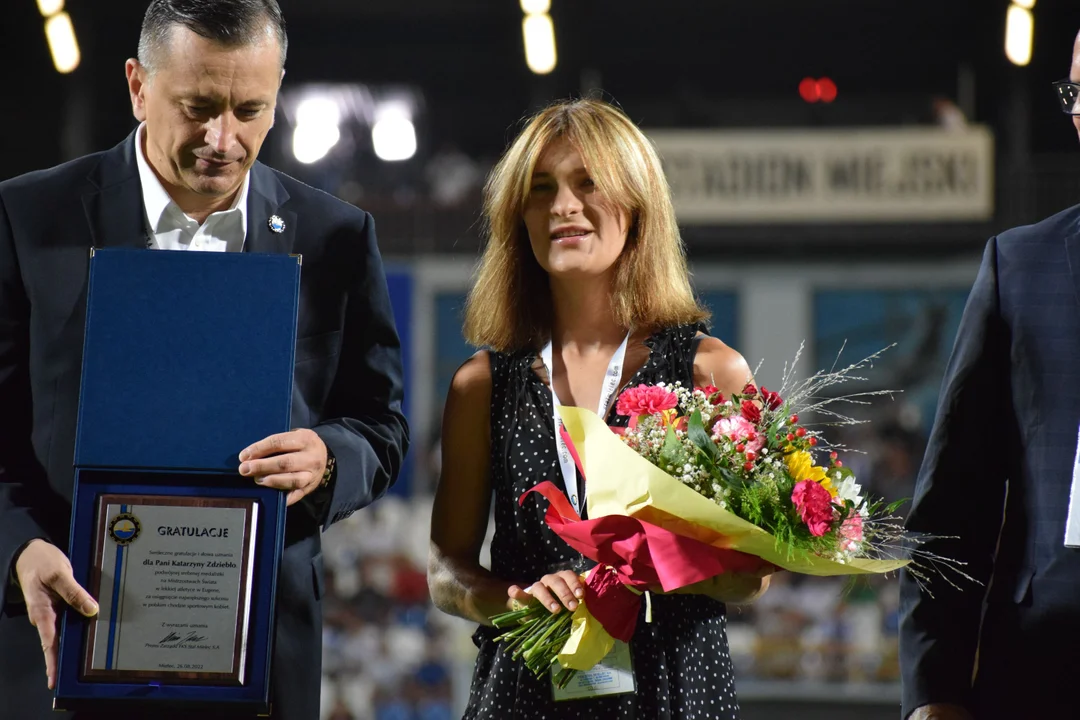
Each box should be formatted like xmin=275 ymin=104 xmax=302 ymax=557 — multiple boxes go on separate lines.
xmin=318 ymin=494 xmax=465 ymax=720
xmin=727 ymin=573 xmax=901 ymax=686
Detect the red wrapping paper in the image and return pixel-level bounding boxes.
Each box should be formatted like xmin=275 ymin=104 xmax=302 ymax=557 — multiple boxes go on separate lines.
xmin=521 ymin=481 xmax=768 ymax=643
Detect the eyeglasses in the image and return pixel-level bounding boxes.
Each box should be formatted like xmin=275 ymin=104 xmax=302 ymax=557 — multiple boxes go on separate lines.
xmin=1053 ymin=80 xmax=1080 ymax=116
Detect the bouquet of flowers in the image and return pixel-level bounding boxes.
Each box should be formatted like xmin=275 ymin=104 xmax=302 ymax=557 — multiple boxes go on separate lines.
xmin=490 ymin=345 xmax=969 ymax=688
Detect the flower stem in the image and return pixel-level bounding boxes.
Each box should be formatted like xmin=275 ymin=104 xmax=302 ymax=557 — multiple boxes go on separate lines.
xmin=554 ymin=667 xmax=578 ymax=689
xmin=491 ymin=605 xmax=543 ymax=628
xmin=493 ymin=605 xmax=577 ymax=680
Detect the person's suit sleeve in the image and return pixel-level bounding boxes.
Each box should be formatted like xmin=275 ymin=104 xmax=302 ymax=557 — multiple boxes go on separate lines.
xmin=311 ymin=211 xmax=409 ymax=529
xmin=899 ymin=236 xmax=1013 ymax=718
xmin=0 ymin=190 xmax=50 ymax=617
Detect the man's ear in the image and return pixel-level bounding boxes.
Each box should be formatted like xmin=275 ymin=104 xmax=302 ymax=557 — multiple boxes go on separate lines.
xmin=125 ymin=58 xmax=148 ymax=123
xmin=270 ymin=69 xmax=285 ymax=129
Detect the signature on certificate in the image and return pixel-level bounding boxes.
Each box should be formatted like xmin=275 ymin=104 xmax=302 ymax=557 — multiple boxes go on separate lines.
xmin=159 ymin=630 xmax=208 ymax=644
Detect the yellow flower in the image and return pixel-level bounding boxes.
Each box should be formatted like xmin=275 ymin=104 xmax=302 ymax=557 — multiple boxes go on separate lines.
xmin=785 ymin=450 xmax=836 ymax=496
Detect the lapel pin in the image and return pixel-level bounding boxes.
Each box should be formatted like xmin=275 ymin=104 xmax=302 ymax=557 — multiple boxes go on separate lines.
xmin=268 ymin=215 xmax=286 ymax=234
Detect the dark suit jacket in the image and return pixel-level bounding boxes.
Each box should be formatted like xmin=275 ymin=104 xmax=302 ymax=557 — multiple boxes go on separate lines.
xmin=0 ymin=132 xmax=409 ymax=719
xmin=899 ymin=203 xmax=1080 ymax=719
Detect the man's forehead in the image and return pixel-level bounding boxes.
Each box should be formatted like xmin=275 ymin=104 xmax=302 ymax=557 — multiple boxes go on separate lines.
xmin=155 ymin=40 xmax=281 ymax=93
xmin=156 ymin=23 xmax=281 ymax=69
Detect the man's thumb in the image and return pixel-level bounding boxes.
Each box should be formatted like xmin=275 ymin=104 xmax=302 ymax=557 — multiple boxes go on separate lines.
xmin=54 ymin=575 xmax=99 ymax=617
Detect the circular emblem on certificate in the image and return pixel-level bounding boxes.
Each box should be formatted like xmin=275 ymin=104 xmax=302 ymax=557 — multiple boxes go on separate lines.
xmin=108 ymin=512 xmax=141 ymax=545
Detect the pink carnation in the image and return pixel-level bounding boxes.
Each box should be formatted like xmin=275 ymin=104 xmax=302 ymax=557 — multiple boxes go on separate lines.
xmin=616 ymin=384 xmax=678 ymax=417
xmin=839 ymin=513 xmax=863 ymax=550
xmin=791 ymin=480 xmax=834 ymax=537
xmin=712 ymin=416 xmax=764 ymax=454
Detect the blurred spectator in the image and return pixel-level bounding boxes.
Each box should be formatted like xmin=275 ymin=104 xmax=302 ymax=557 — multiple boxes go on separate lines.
xmin=326 ymin=698 xmax=357 ymax=720
xmin=410 ymin=406 xmax=445 ymax=498
xmin=869 ymin=422 xmax=923 ymax=502
xmin=931 ymin=96 xmax=967 ymax=131
xmin=424 ymin=143 xmax=483 ymax=208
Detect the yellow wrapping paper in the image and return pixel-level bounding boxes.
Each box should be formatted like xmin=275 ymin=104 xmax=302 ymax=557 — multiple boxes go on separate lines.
xmin=559 ymin=406 xmax=909 ymax=576
xmin=556 ymin=568 xmax=618 ymax=670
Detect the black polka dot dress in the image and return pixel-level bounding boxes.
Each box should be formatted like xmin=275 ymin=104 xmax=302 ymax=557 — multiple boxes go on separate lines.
xmin=464 ymin=324 xmax=741 ymax=719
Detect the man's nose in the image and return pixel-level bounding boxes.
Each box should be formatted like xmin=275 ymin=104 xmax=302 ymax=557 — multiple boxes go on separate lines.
xmin=205 ymin=114 xmax=237 ymax=155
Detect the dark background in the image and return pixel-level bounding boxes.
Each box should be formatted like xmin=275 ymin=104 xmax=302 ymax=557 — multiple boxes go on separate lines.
xmin=5 ymin=1 xmax=1078 ymax=188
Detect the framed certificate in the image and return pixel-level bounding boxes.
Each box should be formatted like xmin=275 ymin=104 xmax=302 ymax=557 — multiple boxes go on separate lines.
xmin=83 ymin=495 xmax=258 ymax=684
xmin=54 ymin=248 xmax=298 ymax=714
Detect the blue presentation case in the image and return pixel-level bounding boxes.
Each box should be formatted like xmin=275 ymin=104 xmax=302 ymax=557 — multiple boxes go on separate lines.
xmin=53 ymin=248 xmax=301 ymax=715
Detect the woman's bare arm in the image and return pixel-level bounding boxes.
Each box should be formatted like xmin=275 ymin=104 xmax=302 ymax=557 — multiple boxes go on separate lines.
xmin=428 ymin=352 xmax=516 ymax=625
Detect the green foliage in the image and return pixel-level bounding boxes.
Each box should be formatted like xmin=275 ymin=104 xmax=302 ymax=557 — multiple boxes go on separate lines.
xmin=659 ymin=426 xmax=684 ymax=472
xmin=885 ymin=497 xmax=910 ymax=515
xmin=688 ymin=411 xmax=721 ymax=464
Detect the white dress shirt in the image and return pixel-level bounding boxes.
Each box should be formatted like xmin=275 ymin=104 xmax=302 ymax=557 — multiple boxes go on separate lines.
xmin=134 ymin=123 xmax=249 ymax=252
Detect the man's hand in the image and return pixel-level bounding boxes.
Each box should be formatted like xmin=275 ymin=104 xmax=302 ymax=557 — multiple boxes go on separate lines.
xmin=239 ymin=428 xmax=328 ymax=506
xmin=909 ymin=704 xmax=974 ymax=720
xmin=14 ymin=539 xmax=99 ymax=690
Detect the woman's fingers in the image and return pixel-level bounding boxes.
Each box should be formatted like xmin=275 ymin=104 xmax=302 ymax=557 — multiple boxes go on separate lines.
xmin=507 ymin=571 xmax=585 ymax=613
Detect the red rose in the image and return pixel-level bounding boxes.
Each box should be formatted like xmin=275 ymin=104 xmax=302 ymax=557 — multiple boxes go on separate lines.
xmin=742 ymin=383 xmax=758 ymax=397
xmin=760 ymin=386 xmax=783 ymax=410
xmin=740 ymin=399 xmax=761 ymax=424
xmin=696 ymin=384 xmax=725 ymax=405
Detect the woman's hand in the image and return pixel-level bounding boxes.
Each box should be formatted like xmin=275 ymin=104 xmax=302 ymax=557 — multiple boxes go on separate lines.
xmin=703 ymin=571 xmax=773 ymax=604
xmin=508 ymin=570 xmax=585 ymax=614
xmin=661 ymin=564 xmax=777 ymax=604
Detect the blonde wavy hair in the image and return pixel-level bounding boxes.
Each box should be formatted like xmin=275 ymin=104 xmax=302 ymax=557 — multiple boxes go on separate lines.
xmin=463 ymin=98 xmax=708 ymax=352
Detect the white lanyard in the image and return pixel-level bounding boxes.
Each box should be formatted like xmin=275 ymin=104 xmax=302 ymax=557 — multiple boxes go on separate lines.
xmin=540 ymin=331 xmax=632 ymax=515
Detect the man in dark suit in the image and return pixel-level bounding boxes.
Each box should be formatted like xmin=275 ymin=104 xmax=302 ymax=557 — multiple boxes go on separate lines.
xmin=899 ymin=29 xmax=1080 ymax=720
xmin=0 ymin=1 xmax=409 ymax=717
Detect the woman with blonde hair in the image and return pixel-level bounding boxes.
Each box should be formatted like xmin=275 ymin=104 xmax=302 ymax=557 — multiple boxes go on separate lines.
xmin=428 ymin=98 xmax=771 ymax=718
